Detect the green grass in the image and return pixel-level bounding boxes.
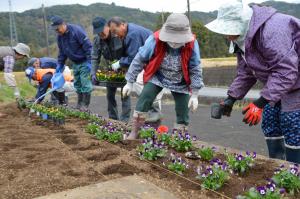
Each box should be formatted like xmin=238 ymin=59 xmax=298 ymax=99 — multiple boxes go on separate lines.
xmin=203 ymin=57 xmax=236 ymax=62
xmin=0 ymin=72 xmax=36 ymax=104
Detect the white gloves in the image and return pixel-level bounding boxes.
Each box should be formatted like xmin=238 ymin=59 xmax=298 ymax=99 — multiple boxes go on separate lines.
xmin=122 ymin=82 xmax=133 ymax=97
xmin=188 ymin=94 xmax=198 ymax=112
xmin=111 ymin=60 xmax=120 ymax=71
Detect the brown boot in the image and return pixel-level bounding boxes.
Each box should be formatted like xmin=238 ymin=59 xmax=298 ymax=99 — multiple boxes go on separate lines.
xmin=127 ymin=111 xmax=146 ymax=140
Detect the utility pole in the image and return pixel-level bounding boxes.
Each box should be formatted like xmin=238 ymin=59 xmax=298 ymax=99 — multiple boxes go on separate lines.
xmin=161 ymin=10 xmax=165 ymax=25
xmin=42 ymin=4 xmax=50 ymax=56
xmin=8 ymin=0 xmax=18 ymax=46
xmin=187 ymin=0 xmax=191 ymax=26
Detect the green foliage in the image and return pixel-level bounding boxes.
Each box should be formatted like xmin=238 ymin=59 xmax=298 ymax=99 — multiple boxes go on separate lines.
xmin=169 ymin=134 xmax=193 ymax=152
xmin=168 ymin=161 xmax=186 ymax=175
xmin=197 ymin=164 xmax=229 ymax=191
xmin=226 ymin=152 xmax=256 ymax=174
xmin=137 ymin=140 xmax=167 ymax=161
xmin=197 ymin=147 xmax=215 ymax=161
xmin=86 ymin=123 xmax=99 ymax=135
xmin=271 ymin=165 xmax=300 ymax=195
xmin=138 ymin=126 xmax=156 ymax=139
xmin=237 ymin=187 xmax=283 ymax=199
xmin=94 ymin=126 xmax=123 ymax=143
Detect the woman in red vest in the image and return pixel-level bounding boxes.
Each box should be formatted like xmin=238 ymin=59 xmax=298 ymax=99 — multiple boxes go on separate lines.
xmin=122 ymin=13 xmax=204 ymax=139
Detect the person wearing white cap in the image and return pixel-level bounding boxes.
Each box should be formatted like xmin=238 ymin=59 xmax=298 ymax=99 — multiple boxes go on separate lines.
xmin=205 ymin=0 xmax=300 ymax=163
xmin=123 ymin=13 xmax=204 ymax=139
xmin=0 ymin=43 xmax=30 ymax=118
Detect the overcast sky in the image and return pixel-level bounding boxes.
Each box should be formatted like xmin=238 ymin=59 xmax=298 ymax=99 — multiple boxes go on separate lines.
xmin=0 ymin=0 xmax=300 ymax=13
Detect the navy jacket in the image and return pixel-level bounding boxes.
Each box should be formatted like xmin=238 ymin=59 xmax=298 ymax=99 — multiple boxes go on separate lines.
xmin=57 ymin=24 xmax=92 ymax=65
xmin=120 ymin=23 xmax=152 ymax=67
xmin=39 ymin=57 xmax=58 ymax=69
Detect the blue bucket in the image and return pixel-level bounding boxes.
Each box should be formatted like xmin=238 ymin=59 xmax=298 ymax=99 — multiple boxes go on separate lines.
xmin=51 ymin=72 xmax=65 ymax=90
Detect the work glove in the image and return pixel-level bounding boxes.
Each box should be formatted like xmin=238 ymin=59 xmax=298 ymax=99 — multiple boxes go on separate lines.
xmin=91 ymin=74 xmax=98 ymax=85
xmin=122 ymin=82 xmax=133 ymax=97
xmin=56 ymin=64 xmax=65 ymax=73
xmin=188 ymin=93 xmax=198 ymax=112
xmin=111 ymin=60 xmax=120 ymax=71
xmin=220 ymin=96 xmax=236 ymax=117
xmin=242 ymin=96 xmax=268 ymax=126
xmin=86 ymin=61 xmax=92 ymax=72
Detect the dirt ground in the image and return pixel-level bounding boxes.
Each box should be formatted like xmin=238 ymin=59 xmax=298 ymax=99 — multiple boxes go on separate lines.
xmin=0 ymin=103 xmax=298 ymax=199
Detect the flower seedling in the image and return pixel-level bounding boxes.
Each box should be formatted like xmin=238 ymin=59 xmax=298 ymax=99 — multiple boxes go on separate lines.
xmin=197 ymin=146 xmax=216 ymax=161
xmin=139 ymin=125 xmax=156 ymax=139
xmin=95 ymin=122 xmax=123 ymax=143
xmin=169 ymin=130 xmax=193 ymax=152
xmin=237 ymin=180 xmax=286 ymax=199
xmin=166 ymin=154 xmax=189 ymax=175
xmin=226 ymin=151 xmax=256 ymax=174
xmin=137 ymin=138 xmax=167 ymax=161
xmin=272 ymin=164 xmax=300 ymax=195
xmin=196 ymin=159 xmax=229 ymax=190
xmin=86 ymin=123 xmax=100 ymax=135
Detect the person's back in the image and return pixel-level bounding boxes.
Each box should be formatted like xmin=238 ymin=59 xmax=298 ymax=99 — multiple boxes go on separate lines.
xmin=0 ymin=46 xmax=15 ymax=58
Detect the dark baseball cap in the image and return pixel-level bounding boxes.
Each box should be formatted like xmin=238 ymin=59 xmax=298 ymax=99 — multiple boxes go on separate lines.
xmin=50 ymin=15 xmax=64 ymax=30
xmin=92 ymin=17 xmax=107 ymax=34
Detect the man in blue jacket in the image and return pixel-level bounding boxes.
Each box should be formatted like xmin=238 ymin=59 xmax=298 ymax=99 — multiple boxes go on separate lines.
xmin=108 ymin=17 xmax=152 ymax=123
xmin=28 ymin=57 xmax=58 ymax=69
xmin=51 ymin=15 xmax=92 ymax=110
xmin=108 ymin=17 xmax=152 ymax=70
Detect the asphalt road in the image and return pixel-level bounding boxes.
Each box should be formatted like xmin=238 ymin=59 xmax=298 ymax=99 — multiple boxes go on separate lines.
xmin=86 ymin=95 xmax=268 ymax=156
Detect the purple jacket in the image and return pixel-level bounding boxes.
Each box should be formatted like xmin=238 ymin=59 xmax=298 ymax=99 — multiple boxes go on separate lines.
xmin=228 ymin=5 xmax=300 ymax=111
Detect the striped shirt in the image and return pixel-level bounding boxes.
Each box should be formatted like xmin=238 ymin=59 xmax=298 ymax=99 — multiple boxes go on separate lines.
xmin=3 ymin=55 xmax=15 ymax=73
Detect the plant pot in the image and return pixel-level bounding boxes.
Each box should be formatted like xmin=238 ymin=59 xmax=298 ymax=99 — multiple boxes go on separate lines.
xmin=36 ymin=112 xmax=40 ymax=116
xmin=42 ymin=113 xmax=48 ymax=120
xmin=58 ymin=119 xmax=65 ymax=125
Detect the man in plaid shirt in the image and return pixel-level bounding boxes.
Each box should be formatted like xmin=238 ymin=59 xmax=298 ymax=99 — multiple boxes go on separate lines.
xmin=0 ymin=43 xmax=30 ymax=117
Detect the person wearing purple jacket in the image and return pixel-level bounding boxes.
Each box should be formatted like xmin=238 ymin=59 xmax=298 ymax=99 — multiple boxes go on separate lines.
xmin=205 ymin=0 xmax=300 ymax=163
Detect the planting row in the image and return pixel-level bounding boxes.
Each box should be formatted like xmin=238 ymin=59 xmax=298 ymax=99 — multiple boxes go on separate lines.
xmin=18 ymin=100 xmax=300 ymax=199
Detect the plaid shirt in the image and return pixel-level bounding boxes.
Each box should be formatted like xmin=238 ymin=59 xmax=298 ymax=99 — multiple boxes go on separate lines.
xmin=3 ymin=55 xmax=15 ymax=73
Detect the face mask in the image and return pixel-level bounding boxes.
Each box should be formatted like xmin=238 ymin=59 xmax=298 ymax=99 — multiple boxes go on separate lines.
xmin=167 ymin=42 xmax=185 ymax=49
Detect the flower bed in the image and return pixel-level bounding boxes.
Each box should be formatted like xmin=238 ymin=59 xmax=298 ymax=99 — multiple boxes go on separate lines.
xmin=18 ymin=102 xmax=300 ymax=199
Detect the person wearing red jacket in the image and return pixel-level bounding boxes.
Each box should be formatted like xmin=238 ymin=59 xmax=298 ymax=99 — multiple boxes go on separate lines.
xmin=122 ymin=13 xmax=204 ymax=139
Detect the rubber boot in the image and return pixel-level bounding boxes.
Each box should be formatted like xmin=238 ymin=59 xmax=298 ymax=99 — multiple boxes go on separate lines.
xmin=127 ymin=111 xmax=146 ymax=140
xmin=81 ymin=93 xmax=91 ymax=112
xmin=285 ymin=145 xmax=300 ymax=164
xmin=265 ymin=137 xmax=286 ymax=160
xmin=76 ymin=92 xmax=83 ymax=109
xmin=57 ymin=91 xmax=66 ymax=105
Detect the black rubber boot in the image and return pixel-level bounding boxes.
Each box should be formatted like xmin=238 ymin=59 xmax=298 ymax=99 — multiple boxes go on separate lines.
xmin=286 ymin=145 xmax=300 ymax=164
xmin=82 ymin=93 xmax=91 ymax=111
xmin=266 ymin=138 xmax=286 ymax=160
xmin=76 ymin=92 xmax=83 ymax=109
xmin=57 ymin=91 xmax=66 ymax=105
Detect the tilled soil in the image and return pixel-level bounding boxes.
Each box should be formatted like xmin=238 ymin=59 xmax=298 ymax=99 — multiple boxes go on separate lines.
xmin=0 ymin=103 xmax=298 ymax=199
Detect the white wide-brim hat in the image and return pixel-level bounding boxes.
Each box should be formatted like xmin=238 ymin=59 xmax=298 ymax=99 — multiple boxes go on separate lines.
xmin=205 ymin=0 xmax=252 ymax=35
